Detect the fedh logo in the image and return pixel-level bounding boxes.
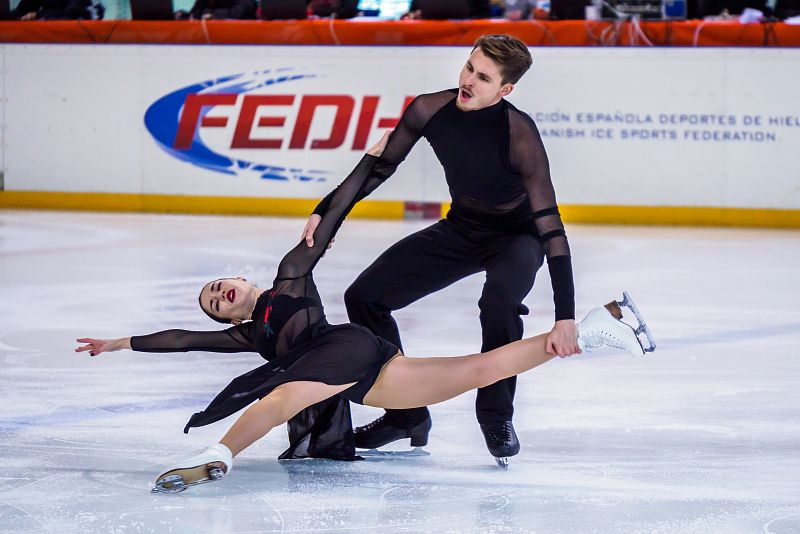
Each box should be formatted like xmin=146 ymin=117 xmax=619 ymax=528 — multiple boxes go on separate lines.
xmin=144 ymin=68 xmax=413 ymax=182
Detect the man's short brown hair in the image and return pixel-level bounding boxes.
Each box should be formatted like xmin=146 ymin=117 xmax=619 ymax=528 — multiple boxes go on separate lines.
xmin=472 ymin=34 xmax=533 ymax=85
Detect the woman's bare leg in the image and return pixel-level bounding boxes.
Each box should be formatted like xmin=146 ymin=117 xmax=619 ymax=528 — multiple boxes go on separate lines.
xmin=153 ymin=380 xmax=354 ymax=493
xmin=363 ymin=334 xmax=554 ymax=409
xmin=220 ymin=381 xmax=354 ymax=456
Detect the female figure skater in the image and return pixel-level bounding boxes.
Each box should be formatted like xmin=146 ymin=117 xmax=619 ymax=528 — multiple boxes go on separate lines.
xmin=76 ymin=133 xmax=654 ymax=493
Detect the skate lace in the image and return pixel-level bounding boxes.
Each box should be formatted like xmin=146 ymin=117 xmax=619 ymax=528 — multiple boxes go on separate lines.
xmin=359 ymin=416 xmax=388 ymax=433
xmin=581 ymin=329 xmax=624 ymax=350
xmin=485 ymin=422 xmax=512 ymax=444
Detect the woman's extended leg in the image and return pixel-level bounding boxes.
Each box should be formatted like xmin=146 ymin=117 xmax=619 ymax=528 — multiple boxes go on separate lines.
xmin=220 ymin=381 xmax=355 ymax=456
xmin=364 ymin=299 xmax=650 ymax=410
xmin=363 ymin=334 xmax=554 ymax=409
xmin=152 ymin=380 xmax=353 ymax=493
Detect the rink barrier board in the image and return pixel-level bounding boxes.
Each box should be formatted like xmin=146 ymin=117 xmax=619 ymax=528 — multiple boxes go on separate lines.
xmin=2 ymin=191 xmax=799 ymax=229
xmin=1 ymin=20 xmax=799 ymax=47
xmin=0 ymin=191 xmax=401 ymax=218
xmin=4 ymin=46 xmax=799 ymax=215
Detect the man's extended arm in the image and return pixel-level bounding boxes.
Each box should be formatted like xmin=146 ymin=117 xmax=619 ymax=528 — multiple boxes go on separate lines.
xmin=303 ymin=94 xmax=431 ymax=246
xmin=510 ymin=110 xmax=579 ymax=357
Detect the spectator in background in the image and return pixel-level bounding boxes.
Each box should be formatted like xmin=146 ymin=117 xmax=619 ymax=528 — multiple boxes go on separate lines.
xmin=307 ymin=0 xmax=359 ymax=18
xmin=403 ymin=0 xmax=491 ymax=19
xmin=189 ymin=0 xmax=256 ymax=19
xmin=12 ymin=0 xmax=101 ymax=19
xmin=503 ymin=0 xmax=535 ymax=19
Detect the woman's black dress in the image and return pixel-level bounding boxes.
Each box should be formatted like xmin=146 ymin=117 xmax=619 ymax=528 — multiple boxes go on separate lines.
xmin=129 ymin=155 xmax=399 ymax=460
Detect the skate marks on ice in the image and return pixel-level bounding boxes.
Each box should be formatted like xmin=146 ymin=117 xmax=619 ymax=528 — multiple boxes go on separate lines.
xmin=358 ymin=447 xmax=431 ymax=459
xmin=2 ymin=212 xmax=800 ymax=532
xmin=0 ymin=396 xmax=213 ymax=433
xmin=0 ymin=455 xmax=287 ymax=533
xmin=275 ymin=460 xmax=518 ymax=531
xmin=656 ymin=321 xmax=800 ymax=350
xmin=763 ymin=513 xmax=800 ymax=534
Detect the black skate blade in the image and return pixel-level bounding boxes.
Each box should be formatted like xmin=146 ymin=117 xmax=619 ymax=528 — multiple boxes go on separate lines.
xmin=494 ymin=457 xmax=509 ymax=469
xmin=359 ymin=447 xmax=430 ymax=458
xmin=616 ymin=291 xmax=656 ymax=353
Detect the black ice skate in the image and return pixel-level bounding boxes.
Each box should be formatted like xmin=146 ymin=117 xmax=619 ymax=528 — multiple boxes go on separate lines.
xmin=480 ymin=421 xmax=520 ymax=468
xmin=354 ymin=414 xmax=431 ymax=456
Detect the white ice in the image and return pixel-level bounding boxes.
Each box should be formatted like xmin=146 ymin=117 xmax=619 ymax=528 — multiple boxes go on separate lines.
xmin=1 ymin=210 xmax=799 ymax=533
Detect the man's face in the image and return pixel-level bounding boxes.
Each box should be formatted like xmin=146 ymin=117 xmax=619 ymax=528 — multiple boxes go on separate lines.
xmin=456 ymin=47 xmax=514 ymax=111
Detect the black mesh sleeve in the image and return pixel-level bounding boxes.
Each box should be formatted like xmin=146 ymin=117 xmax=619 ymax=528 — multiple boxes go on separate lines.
xmin=130 ymin=324 xmax=255 ymax=353
xmin=311 ymin=91 xmax=452 ymax=216
xmin=278 ymin=155 xmax=381 ymax=279
xmin=300 ymin=93 xmax=459 ymax=277
xmin=509 ymin=108 xmax=575 ymax=321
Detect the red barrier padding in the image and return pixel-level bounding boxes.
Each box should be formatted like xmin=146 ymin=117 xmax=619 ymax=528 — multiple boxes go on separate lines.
xmin=1 ymin=19 xmax=799 ymax=47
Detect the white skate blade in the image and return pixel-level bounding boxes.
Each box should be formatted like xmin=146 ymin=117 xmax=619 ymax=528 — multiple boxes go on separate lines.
xmin=359 ymin=446 xmax=430 ymax=458
xmin=494 ymin=457 xmax=509 ymax=468
xmin=151 ymin=462 xmax=227 ymax=494
xmin=617 ymin=291 xmax=656 ymax=353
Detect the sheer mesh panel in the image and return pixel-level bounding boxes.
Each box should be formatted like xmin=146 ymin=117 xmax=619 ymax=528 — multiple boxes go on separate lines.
xmin=133 ymin=155 xmax=380 ymax=358
xmin=313 ymin=90 xmax=455 ymax=216
xmin=508 ymin=107 xmax=571 ymax=259
xmin=371 ymin=89 xmax=455 ymax=181
xmin=130 ymin=326 xmax=254 ymax=353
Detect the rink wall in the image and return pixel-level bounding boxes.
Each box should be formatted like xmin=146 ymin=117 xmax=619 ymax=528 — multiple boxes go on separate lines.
xmin=1 ymin=44 xmax=799 ymax=228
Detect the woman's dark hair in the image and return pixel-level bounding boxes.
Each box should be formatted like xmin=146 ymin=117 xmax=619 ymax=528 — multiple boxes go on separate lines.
xmin=472 ymin=34 xmax=533 ymax=85
xmin=199 ymin=278 xmax=232 ymax=324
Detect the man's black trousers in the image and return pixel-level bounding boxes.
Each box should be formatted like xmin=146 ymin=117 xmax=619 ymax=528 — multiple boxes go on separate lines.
xmin=344 ymin=218 xmax=544 ymax=426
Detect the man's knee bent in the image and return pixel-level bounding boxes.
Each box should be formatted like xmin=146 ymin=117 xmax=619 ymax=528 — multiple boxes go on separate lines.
xmin=478 ymin=293 xmax=529 ymax=320
xmin=344 ymin=280 xmax=372 ymax=312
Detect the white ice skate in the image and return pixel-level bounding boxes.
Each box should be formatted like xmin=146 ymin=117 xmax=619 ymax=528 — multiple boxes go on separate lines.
xmin=577 ymin=291 xmax=656 ymax=357
xmin=151 ymin=443 xmax=233 ymax=494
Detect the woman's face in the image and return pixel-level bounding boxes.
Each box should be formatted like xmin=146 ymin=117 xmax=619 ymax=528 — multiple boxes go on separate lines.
xmin=199 ymin=277 xmax=257 ymax=324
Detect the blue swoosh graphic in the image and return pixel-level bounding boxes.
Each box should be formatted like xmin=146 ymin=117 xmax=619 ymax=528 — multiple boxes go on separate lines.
xmin=144 ymin=69 xmax=330 ymax=182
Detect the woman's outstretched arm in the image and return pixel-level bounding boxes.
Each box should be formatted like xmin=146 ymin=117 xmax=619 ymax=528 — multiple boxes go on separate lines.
xmin=75 ymin=337 xmax=131 ymax=357
xmin=276 ymin=132 xmax=391 ymax=280
xmin=76 ymin=325 xmax=255 ymax=356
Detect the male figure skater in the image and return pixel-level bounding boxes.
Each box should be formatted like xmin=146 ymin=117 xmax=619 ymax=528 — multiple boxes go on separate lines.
xmin=302 ymin=34 xmax=578 ymax=465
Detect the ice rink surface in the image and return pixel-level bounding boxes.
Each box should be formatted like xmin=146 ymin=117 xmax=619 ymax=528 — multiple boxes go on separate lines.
xmin=1 ymin=210 xmax=799 ymax=533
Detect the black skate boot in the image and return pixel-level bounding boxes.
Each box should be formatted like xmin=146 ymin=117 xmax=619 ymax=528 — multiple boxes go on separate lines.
xmin=354 ymin=413 xmax=432 ymax=455
xmin=480 ymin=421 xmax=520 ymax=468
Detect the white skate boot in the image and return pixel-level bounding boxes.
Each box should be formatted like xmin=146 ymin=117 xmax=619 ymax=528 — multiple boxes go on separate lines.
xmin=151 ymin=443 xmax=233 ymax=494
xmin=577 ymin=291 xmax=656 ymax=358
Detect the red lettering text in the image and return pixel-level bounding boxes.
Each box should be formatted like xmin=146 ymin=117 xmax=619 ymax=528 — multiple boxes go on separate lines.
xmin=289 ymin=96 xmax=355 ymax=150
xmin=172 ymin=93 xmax=416 ymax=152
xmin=377 ymin=96 xmax=415 ymax=129
xmin=173 ymin=93 xmax=238 ymax=149
xmin=231 ymin=95 xmax=295 ymax=149
xmin=352 ymin=95 xmax=379 ymax=150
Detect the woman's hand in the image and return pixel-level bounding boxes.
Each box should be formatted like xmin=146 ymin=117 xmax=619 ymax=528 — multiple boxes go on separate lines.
xmin=302 ymin=131 xmax=391 ymax=247
xmin=367 ymin=130 xmax=392 ymax=157
xmin=75 ymin=337 xmax=130 ymax=357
